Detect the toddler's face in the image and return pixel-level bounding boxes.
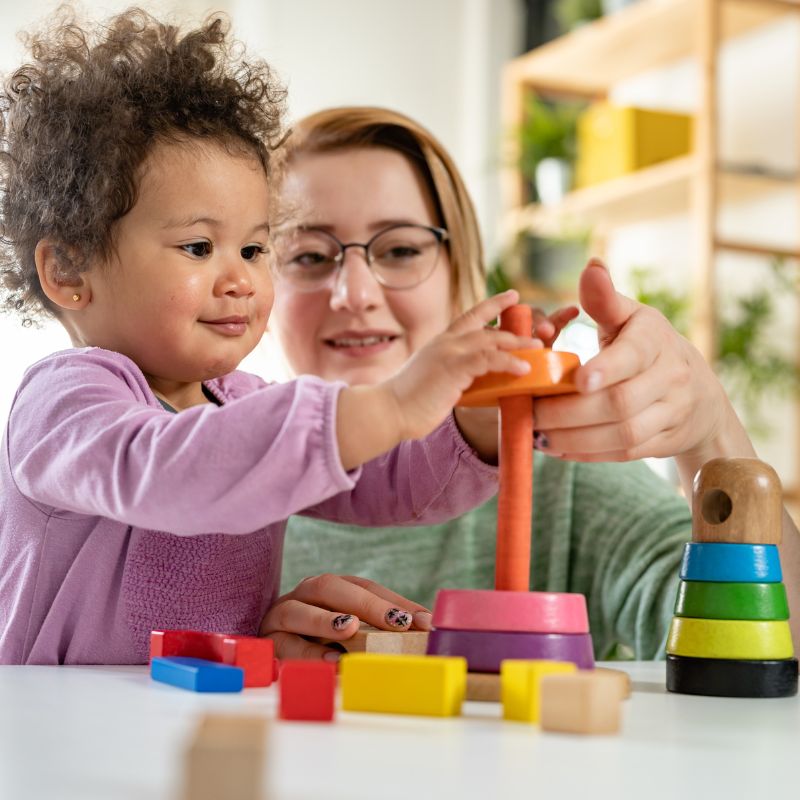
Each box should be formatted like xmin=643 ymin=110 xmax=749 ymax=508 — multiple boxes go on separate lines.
xmin=81 ymin=139 xmax=272 ymax=386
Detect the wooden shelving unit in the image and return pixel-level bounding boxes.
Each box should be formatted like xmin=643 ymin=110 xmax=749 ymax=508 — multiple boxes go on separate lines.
xmin=502 ymin=0 xmax=800 ymax=500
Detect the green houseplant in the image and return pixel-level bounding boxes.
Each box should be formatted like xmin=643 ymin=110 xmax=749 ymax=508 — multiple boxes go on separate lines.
xmin=516 ymin=94 xmax=583 ymax=204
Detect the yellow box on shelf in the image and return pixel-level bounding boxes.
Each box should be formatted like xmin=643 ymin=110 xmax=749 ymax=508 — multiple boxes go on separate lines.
xmin=340 ymin=653 xmax=467 ymax=717
xmin=501 ymin=659 xmax=576 ymax=724
xmin=576 ymin=103 xmax=693 ymax=188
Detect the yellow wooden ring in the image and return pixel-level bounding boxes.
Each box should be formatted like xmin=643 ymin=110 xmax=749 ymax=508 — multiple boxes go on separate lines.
xmin=457 ymin=349 xmax=579 ymax=407
xmin=666 ymin=617 xmax=794 ymax=660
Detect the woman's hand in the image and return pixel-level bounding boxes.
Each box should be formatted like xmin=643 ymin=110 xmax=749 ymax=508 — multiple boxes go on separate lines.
xmin=532 ymin=259 xmax=741 ymax=472
xmin=259 ymin=574 xmax=431 ymax=661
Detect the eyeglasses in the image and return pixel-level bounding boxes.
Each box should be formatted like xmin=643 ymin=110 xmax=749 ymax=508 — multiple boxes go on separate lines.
xmin=272 ymin=223 xmax=449 ymax=291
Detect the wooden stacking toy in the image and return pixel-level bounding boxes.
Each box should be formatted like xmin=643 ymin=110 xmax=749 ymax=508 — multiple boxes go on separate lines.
xmin=666 ymin=458 xmax=798 ymax=698
xmin=426 ymin=306 xmax=594 ymax=672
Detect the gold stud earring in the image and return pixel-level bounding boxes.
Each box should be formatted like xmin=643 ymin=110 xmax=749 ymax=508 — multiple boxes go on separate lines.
xmin=72 ymin=293 xmax=81 ymax=302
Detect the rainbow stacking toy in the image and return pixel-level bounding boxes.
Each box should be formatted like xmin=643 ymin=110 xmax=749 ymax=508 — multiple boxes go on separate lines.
xmin=666 ymin=458 xmax=798 ymax=698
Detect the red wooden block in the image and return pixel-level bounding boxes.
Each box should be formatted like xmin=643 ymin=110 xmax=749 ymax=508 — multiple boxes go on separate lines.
xmin=279 ymin=661 xmax=337 ymax=722
xmin=149 ymin=630 xmax=274 ymax=688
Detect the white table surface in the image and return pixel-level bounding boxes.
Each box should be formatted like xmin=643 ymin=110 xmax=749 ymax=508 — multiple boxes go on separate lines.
xmin=1 ymin=661 xmax=798 ymax=800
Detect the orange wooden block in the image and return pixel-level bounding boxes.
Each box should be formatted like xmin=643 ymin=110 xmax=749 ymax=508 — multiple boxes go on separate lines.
xmin=692 ymin=458 xmax=783 ymax=545
xmin=457 ymin=349 xmax=579 ymax=408
xmin=540 ymin=672 xmax=622 ymax=735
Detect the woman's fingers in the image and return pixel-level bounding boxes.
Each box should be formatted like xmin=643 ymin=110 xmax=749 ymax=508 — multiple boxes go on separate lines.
xmin=265 ymin=631 xmax=342 ymax=662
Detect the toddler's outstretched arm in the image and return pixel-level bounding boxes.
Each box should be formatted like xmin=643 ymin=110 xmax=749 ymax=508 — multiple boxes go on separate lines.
xmin=335 ymin=289 xmax=537 ymax=469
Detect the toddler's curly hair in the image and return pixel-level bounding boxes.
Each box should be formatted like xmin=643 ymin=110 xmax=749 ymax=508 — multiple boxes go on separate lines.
xmin=0 ymin=5 xmax=286 ymax=324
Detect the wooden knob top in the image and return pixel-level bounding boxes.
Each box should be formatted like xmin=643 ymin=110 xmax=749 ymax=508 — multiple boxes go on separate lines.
xmin=692 ymin=458 xmax=782 ymax=545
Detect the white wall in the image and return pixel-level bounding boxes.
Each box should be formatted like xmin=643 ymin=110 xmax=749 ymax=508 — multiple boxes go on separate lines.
xmin=0 ymin=0 xmax=522 ymax=422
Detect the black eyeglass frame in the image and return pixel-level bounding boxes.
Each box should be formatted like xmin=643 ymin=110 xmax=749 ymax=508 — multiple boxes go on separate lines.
xmin=273 ymin=223 xmax=450 ymax=291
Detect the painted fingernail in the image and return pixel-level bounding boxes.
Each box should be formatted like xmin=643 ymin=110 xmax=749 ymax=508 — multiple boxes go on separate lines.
xmin=533 ymin=431 xmax=550 ymax=450
xmin=332 ymin=614 xmax=354 ymax=632
xmin=323 ymin=650 xmax=341 ymax=663
xmin=385 ymin=608 xmax=412 ymax=628
xmin=415 ymin=611 xmax=433 ymax=630
xmin=585 ymin=371 xmax=603 ymax=393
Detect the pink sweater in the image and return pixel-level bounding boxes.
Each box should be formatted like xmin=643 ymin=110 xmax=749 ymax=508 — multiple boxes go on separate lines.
xmin=0 ymin=348 xmax=498 ymax=664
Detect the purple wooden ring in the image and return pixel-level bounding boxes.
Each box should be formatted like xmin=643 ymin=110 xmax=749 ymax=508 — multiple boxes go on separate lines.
xmin=431 ymin=589 xmax=589 ymax=634
xmin=426 ymin=628 xmax=595 ymax=673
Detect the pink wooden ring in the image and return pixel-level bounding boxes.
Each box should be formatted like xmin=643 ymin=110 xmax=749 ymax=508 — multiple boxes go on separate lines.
xmin=432 ymin=589 xmax=589 ymax=634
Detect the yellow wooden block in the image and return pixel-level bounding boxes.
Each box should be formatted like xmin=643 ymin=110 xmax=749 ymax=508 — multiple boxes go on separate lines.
xmin=501 ymin=659 xmax=576 ymax=723
xmin=576 ymin=103 xmax=692 ymax=188
xmin=666 ymin=617 xmax=794 ymax=660
xmin=340 ymin=653 xmax=467 ymax=717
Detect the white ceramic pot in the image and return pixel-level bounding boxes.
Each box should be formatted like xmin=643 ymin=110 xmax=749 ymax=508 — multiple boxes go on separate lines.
xmin=534 ymin=158 xmax=572 ymax=205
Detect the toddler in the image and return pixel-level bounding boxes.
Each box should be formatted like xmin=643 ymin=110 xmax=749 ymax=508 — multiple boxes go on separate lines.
xmin=0 ymin=8 xmax=533 ymax=664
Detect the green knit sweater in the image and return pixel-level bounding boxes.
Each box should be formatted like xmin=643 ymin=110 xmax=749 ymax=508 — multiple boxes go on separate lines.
xmin=281 ymin=454 xmax=691 ymax=660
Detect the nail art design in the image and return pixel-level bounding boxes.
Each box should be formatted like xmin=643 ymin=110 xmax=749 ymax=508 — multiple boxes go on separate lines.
xmin=332 ymin=614 xmax=354 ymax=631
xmin=385 ymin=608 xmax=412 ymax=628
xmin=533 ymin=431 xmax=550 ymax=450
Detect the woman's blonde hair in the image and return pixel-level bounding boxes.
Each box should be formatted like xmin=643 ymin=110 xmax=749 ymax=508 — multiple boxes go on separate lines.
xmin=278 ymin=106 xmax=485 ymax=313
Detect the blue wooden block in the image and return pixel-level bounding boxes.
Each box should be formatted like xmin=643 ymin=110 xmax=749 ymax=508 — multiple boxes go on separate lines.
xmin=151 ymin=656 xmax=244 ymax=693
xmin=680 ymin=543 xmax=782 ymax=583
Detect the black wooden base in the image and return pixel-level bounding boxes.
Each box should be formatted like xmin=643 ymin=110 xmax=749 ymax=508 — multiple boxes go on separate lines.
xmin=667 ymin=654 xmax=798 ymax=698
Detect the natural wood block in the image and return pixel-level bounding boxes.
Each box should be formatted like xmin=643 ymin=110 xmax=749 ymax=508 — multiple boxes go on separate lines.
xmin=325 ymin=625 xmax=429 ymax=656
xmin=182 ymin=714 xmax=267 ymax=800
xmin=539 ymin=672 xmax=622 ymax=735
xmin=586 ymin=667 xmax=631 ymax=700
xmin=501 ymin=659 xmax=576 ymax=723
xmin=340 ymin=653 xmax=467 ymax=717
xmin=466 ymin=672 xmax=501 ymax=702
xmin=692 ymin=458 xmax=782 ymax=545
xmin=666 ymin=617 xmax=794 ymax=660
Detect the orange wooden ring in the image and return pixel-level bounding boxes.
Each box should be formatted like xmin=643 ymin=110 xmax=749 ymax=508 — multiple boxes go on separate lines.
xmin=457 ymin=349 xmax=579 ymax=407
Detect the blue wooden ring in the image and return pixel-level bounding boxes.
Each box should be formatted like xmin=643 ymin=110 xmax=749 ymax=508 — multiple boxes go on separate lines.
xmin=680 ymin=542 xmax=782 ymax=583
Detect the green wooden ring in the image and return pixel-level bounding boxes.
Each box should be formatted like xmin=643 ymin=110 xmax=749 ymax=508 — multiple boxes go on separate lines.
xmin=666 ymin=617 xmax=794 ymax=660
xmin=674 ymin=581 xmax=789 ymax=621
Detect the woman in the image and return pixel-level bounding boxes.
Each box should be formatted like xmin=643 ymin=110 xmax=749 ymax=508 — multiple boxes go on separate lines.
xmin=264 ymin=106 xmax=800 ymax=660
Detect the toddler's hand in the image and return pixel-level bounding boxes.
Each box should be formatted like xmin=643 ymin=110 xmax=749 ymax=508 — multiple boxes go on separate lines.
xmin=259 ymin=574 xmax=431 ymax=661
xmin=532 ymin=303 xmax=580 ymax=348
xmin=385 ymin=290 xmax=539 ymax=443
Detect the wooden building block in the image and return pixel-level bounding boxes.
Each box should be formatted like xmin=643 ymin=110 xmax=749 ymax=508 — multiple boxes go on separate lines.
xmin=540 ymin=672 xmax=622 ymax=735
xmin=322 ymin=624 xmax=429 ymax=655
xmin=432 ymin=589 xmax=589 ymax=633
xmin=278 ymin=661 xmax=336 ymax=722
xmin=150 ymin=630 xmax=274 ymax=688
xmin=501 ymin=659 xmax=576 ymax=723
xmin=151 ymin=657 xmax=244 ymax=693
xmin=692 ymin=458 xmax=782 ymax=545
xmin=466 ymin=672 xmax=501 ymax=702
xmin=340 ymin=653 xmax=467 ymax=717
xmin=674 ymin=580 xmax=789 ymax=621
xmin=588 ymin=667 xmax=631 ymax=700
xmin=666 ymin=617 xmax=794 ymax=660
xmin=679 ymin=543 xmax=782 ymax=583
xmin=182 ymin=713 xmax=267 ymax=800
